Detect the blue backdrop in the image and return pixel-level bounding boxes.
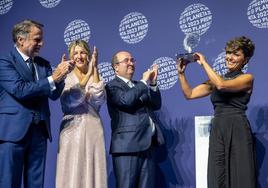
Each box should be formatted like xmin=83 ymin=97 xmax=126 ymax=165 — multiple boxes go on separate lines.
xmin=1 ymin=0 xmax=267 ymax=187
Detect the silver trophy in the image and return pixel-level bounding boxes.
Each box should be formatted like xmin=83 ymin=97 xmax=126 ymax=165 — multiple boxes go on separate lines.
xmin=176 ymin=33 xmax=200 ymax=64
xmin=176 ymin=53 xmax=196 ymax=64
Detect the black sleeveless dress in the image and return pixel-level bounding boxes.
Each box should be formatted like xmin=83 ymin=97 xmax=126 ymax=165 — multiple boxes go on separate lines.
xmin=208 ymin=70 xmax=256 ymax=188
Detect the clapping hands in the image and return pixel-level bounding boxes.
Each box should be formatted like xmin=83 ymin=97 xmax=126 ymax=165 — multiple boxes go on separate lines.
xmin=142 ymin=64 xmax=158 ymax=85
xmin=52 ymin=54 xmax=75 ymax=83
xmin=87 ymin=46 xmax=98 ymax=76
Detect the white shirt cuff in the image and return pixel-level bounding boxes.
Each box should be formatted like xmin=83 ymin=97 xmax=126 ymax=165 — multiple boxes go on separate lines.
xmin=140 ymin=80 xmax=147 ymax=86
xmin=150 ymin=85 xmax=157 ymax=91
xmin=48 ymin=76 xmax=56 ymax=91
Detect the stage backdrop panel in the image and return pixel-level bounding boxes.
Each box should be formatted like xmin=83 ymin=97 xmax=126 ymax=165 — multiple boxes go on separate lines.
xmin=1 ymin=0 xmax=268 ymax=187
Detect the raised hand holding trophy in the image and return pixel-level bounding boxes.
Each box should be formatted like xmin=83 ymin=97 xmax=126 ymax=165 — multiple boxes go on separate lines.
xmin=176 ymin=33 xmax=200 ymax=64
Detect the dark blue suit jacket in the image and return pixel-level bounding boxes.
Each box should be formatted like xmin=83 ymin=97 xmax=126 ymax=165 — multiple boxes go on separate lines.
xmin=0 ymin=48 xmax=64 ymax=142
xmin=106 ymin=76 xmax=164 ymax=154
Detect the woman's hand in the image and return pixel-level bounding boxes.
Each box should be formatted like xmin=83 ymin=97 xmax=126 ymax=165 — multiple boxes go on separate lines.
xmin=177 ymin=58 xmax=187 ymax=74
xmin=194 ymin=52 xmax=207 ymax=66
xmin=86 ymin=46 xmax=98 ymax=76
xmin=90 ymin=46 xmax=98 ymax=68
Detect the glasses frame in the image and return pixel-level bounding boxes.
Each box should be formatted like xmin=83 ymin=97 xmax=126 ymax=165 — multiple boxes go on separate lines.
xmin=117 ymin=57 xmax=136 ymax=65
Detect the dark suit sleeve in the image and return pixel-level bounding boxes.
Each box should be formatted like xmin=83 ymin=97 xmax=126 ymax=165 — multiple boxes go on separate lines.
xmin=0 ymin=57 xmax=52 ymax=100
xmin=49 ymin=81 xmax=64 ymax=100
xmin=106 ymin=81 xmax=148 ymax=109
xmin=139 ymin=85 xmax=162 ymax=111
xmin=148 ymin=87 xmax=161 ymax=110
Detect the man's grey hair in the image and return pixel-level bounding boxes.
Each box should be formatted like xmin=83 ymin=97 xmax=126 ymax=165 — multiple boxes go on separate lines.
xmin=12 ymin=19 xmax=43 ymax=44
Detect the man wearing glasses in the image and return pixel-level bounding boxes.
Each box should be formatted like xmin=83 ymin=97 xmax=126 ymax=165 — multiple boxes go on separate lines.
xmin=106 ymin=51 xmax=164 ymax=188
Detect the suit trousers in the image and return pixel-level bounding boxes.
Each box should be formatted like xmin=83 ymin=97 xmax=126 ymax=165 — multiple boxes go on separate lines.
xmin=0 ymin=121 xmax=48 ymax=188
xmin=112 ymin=147 xmax=155 ymax=188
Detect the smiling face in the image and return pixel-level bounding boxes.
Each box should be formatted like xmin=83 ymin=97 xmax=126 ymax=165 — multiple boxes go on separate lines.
xmin=68 ymin=40 xmax=91 ymax=73
xmin=225 ymin=49 xmax=248 ymax=72
xmin=70 ymin=45 xmax=89 ymax=72
xmin=113 ymin=51 xmax=135 ymax=80
xmin=224 ymin=36 xmax=255 ymax=72
xmin=17 ymin=26 xmax=43 ymax=57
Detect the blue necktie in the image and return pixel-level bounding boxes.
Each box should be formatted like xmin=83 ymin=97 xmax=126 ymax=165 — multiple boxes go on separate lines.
xmin=27 ymin=58 xmax=41 ymax=123
xmin=28 ymin=58 xmax=36 ymax=80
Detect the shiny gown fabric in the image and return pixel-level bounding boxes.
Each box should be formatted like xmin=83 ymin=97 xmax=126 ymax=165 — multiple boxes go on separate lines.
xmin=56 ymin=72 xmax=107 ymax=188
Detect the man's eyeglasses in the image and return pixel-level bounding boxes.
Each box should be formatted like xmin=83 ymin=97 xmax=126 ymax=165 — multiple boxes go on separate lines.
xmin=117 ymin=57 xmax=136 ymax=65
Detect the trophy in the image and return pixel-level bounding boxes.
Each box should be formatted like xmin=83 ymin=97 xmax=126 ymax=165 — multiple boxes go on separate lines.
xmin=176 ymin=33 xmax=200 ymax=64
xmin=176 ymin=53 xmax=196 ymax=64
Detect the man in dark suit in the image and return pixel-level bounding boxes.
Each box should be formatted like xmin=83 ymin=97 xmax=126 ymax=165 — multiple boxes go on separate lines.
xmin=0 ymin=20 xmax=74 ymax=188
xmin=106 ymin=51 xmax=165 ymax=188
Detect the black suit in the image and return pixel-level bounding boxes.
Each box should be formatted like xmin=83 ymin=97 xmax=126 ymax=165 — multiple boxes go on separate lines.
xmin=106 ymin=76 xmax=164 ymax=188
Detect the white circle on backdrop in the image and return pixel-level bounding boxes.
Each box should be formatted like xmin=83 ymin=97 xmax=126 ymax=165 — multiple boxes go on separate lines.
xmin=0 ymin=0 xmax=13 ymax=15
xmin=152 ymin=57 xmax=178 ymax=90
xmin=64 ymin=19 xmax=91 ymax=46
xmin=39 ymin=0 xmax=61 ymax=8
xmin=212 ymin=51 xmax=248 ymax=76
xmin=119 ymin=12 xmax=149 ymax=44
xmin=98 ymin=62 xmax=115 ymax=83
xmin=179 ymin=3 xmax=212 ymax=36
xmin=247 ymin=0 xmax=268 ymax=28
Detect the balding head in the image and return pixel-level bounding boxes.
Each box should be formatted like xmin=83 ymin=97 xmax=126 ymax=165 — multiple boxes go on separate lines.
xmin=111 ymin=51 xmax=135 ymax=80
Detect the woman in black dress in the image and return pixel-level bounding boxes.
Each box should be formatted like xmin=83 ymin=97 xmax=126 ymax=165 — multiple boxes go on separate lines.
xmin=177 ymin=36 xmax=256 ymax=188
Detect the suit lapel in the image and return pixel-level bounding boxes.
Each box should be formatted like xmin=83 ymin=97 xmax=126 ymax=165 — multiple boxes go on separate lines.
xmin=115 ymin=76 xmax=130 ymax=90
xmin=11 ymin=48 xmax=34 ymax=81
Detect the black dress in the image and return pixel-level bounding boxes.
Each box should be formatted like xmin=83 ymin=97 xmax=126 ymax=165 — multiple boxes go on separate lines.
xmin=208 ymin=70 xmax=256 ymax=188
